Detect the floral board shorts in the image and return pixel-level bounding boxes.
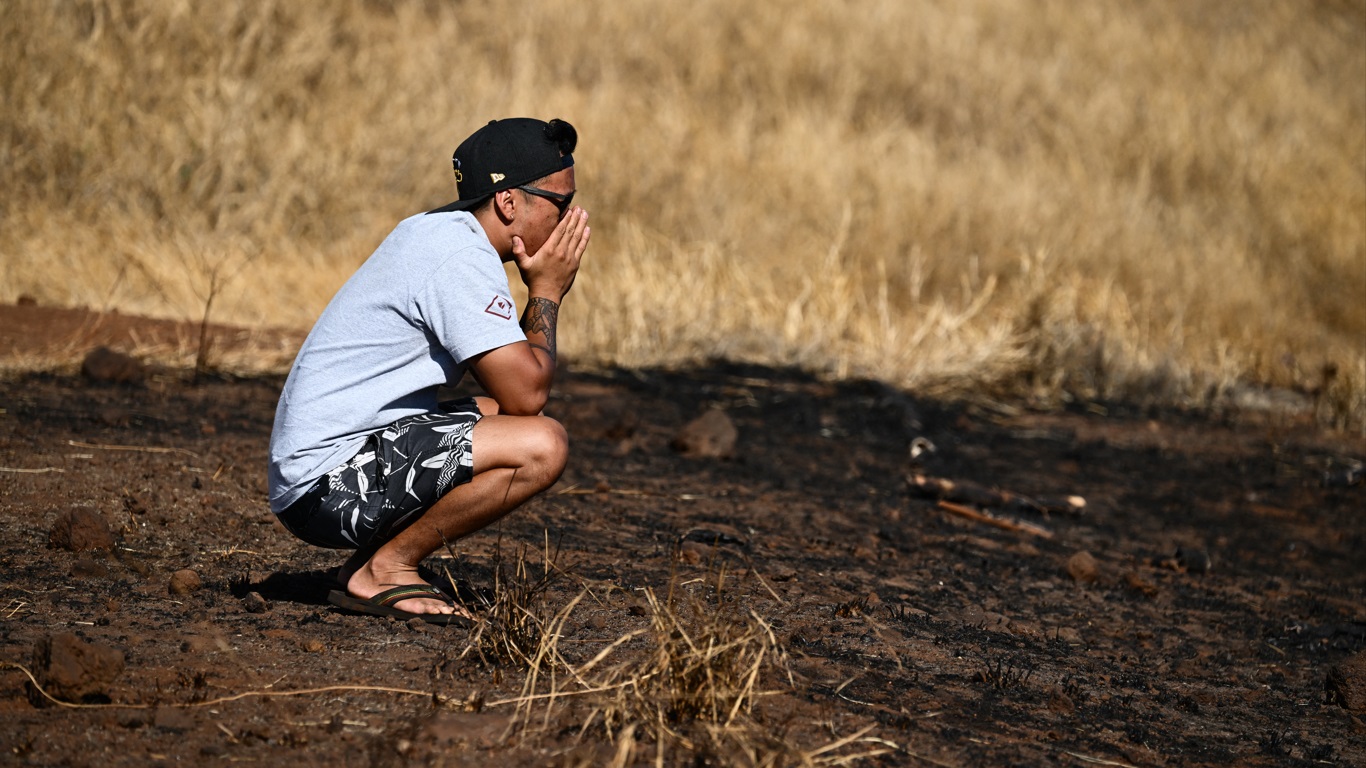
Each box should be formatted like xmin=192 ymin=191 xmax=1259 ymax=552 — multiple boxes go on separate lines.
xmin=278 ymin=398 xmax=482 ymax=550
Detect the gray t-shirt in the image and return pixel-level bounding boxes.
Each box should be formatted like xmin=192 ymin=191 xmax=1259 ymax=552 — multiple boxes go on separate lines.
xmin=268 ymin=210 xmax=526 ymax=512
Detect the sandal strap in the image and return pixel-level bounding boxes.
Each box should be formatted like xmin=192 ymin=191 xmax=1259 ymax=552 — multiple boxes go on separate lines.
xmin=371 ymin=584 xmax=449 ymax=608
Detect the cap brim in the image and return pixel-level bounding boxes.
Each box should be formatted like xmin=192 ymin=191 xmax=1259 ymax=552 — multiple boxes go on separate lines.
xmin=425 ymin=198 xmax=487 ymax=215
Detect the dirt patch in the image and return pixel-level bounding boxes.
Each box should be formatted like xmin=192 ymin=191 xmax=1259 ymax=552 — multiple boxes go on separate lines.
xmin=1 ymin=302 xmax=1364 ymax=766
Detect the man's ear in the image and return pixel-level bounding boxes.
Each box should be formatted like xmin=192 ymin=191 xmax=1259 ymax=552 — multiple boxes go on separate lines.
xmin=494 ymin=189 xmax=518 ymax=223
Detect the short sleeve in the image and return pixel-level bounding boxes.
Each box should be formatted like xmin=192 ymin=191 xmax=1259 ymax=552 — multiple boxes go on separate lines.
xmin=415 ymin=247 xmax=527 ymax=363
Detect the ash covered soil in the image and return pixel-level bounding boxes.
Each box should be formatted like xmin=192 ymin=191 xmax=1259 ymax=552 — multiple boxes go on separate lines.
xmin=1 ymin=303 xmax=1364 ymax=767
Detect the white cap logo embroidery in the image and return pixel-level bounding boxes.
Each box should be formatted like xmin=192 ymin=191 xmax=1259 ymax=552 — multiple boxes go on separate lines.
xmin=490 ymin=173 xmax=506 ymax=183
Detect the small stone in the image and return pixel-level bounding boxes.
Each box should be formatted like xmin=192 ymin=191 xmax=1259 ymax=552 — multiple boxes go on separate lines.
xmin=1326 ymin=649 xmax=1366 ymax=712
xmin=677 ymin=541 xmax=709 ymax=564
xmin=48 ymin=507 xmax=116 ymax=552
xmin=301 ymin=638 xmax=326 ymax=653
xmin=1066 ymin=551 xmax=1100 ymax=584
xmin=30 ymin=633 xmax=125 ymax=706
xmin=1175 ymin=547 xmax=1212 ymax=574
xmin=242 ymin=592 xmax=269 ymax=614
xmin=671 ymin=409 xmax=738 ymax=458
xmin=81 ymin=346 xmax=145 ymax=384
xmin=168 ymin=569 xmax=203 ymax=595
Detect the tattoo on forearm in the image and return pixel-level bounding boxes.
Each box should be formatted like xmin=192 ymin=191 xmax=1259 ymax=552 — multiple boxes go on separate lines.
xmin=522 ymin=298 xmax=559 ymax=360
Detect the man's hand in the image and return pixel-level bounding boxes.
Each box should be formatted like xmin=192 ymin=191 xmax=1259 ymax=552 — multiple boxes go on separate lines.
xmin=471 ymin=207 xmax=589 ymax=416
xmin=511 ymin=208 xmax=590 ymax=303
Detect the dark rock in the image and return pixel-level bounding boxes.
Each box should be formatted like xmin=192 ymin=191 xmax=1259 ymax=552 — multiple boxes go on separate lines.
xmin=1176 ymin=547 xmax=1212 ymax=574
xmin=1326 ymin=649 xmax=1366 ymax=712
xmin=242 ymin=592 xmax=269 ymax=614
xmin=1066 ymin=551 xmax=1100 ymax=584
xmin=48 ymin=507 xmax=115 ymax=552
xmin=168 ymin=569 xmax=203 ymax=595
xmin=81 ymin=346 xmax=145 ymax=384
xmin=671 ymin=408 xmax=737 ymax=458
xmin=29 ymin=633 xmax=124 ymax=706
xmin=677 ymin=541 xmax=708 ymax=564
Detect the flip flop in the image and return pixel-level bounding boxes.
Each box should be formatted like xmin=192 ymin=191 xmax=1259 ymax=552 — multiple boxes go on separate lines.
xmin=327 ymin=585 xmax=472 ymax=626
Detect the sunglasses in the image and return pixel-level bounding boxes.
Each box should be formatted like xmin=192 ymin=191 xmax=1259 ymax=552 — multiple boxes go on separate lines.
xmin=517 ymin=185 xmax=575 ymax=218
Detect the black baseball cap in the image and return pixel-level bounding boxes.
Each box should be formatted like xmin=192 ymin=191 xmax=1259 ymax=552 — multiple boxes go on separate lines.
xmin=430 ymin=118 xmax=577 ymax=213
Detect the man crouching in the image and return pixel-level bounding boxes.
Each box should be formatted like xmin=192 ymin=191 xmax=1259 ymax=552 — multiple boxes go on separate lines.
xmin=268 ymin=117 xmax=589 ymax=624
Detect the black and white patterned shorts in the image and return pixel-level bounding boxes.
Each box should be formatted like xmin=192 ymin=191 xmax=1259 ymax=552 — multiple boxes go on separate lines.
xmin=278 ymin=399 xmax=482 ymax=550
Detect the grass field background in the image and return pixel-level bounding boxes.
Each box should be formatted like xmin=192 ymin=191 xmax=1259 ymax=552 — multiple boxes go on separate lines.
xmin=3 ymin=0 xmax=1363 ymax=427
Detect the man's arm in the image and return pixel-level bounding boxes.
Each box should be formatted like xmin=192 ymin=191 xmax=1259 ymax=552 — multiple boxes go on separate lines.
xmin=470 ymin=297 xmax=560 ymax=415
xmin=521 ymin=296 xmax=559 ymax=362
xmin=470 ymin=209 xmax=588 ymax=415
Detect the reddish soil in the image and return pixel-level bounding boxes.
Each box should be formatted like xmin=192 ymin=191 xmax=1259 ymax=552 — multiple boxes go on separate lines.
xmin=1 ymin=302 xmax=1364 ymax=766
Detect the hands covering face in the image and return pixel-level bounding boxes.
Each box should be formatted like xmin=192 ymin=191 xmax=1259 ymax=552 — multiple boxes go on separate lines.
xmin=511 ymin=205 xmax=590 ymax=303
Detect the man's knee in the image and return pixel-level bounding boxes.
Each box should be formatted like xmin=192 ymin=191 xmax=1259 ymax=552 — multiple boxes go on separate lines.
xmin=522 ymin=416 xmax=569 ymax=486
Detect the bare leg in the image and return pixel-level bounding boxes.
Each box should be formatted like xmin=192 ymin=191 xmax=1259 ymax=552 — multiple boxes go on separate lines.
xmin=342 ymin=400 xmax=568 ymax=617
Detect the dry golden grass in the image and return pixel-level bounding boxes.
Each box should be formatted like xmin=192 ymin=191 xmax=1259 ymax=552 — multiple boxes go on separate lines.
xmin=4 ymin=0 xmax=1363 ymax=426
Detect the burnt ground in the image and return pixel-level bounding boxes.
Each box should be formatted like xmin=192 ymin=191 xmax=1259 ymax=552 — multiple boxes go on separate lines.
xmin=1 ymin=303 xmax=1364 ymax=767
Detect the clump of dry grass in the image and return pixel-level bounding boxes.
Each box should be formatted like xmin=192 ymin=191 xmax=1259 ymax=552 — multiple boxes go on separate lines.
xmin=440 ymin=536 xmax=563 ymax=676
xmin=454 ymin=544 xmax=889 ymax=764
xmin=3 ymin=0 xmax=1363 ymax=427
xmin=586 ymin=586 xmax=787 ymax=741
xmin=465 ymin=562 xmax=553 ymax=671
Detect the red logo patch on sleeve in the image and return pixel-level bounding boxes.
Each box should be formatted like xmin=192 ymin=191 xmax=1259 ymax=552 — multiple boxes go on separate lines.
xmin=484 ymin=296 xmax=515 ymax=320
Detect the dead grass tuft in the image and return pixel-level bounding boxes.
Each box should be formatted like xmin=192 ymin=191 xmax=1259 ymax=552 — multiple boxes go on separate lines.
xmin=453 ymin=540 xmax=890 ymax=763
xmin=445 ymin=536 xmax=562 ymax=673
xmin=591 ymin=586 xmax=787 ymax=739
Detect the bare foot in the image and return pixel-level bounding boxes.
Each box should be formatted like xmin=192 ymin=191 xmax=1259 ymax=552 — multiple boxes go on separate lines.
xmin=344 ymin=557 xmax=473 ymax=620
